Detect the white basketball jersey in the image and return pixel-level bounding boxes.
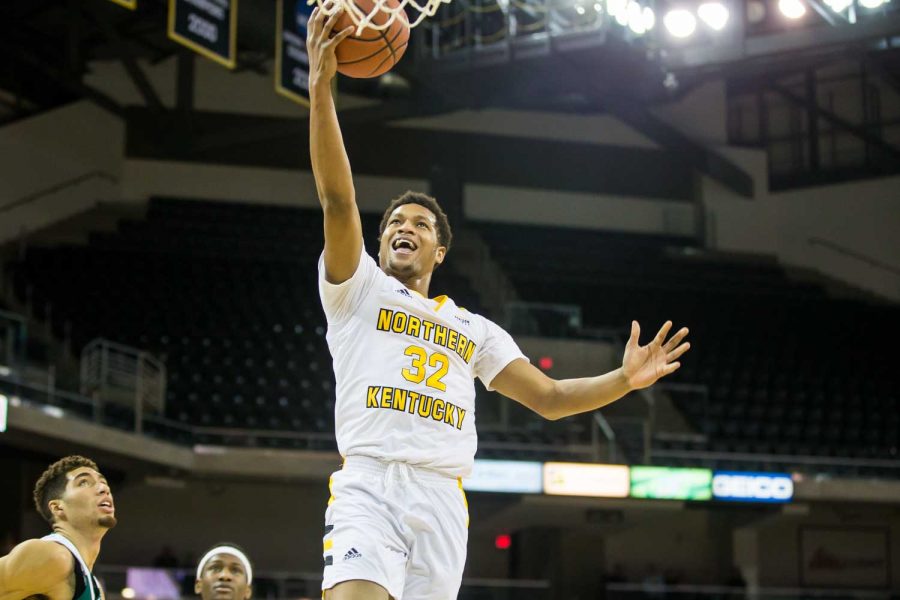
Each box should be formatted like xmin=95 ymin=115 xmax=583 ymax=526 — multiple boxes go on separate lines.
xmin=319 ymin=250 xmax=527 ymax=478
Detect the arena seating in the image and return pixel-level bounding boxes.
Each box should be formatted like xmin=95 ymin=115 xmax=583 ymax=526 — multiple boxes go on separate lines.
xmin=8 ymin=200 xmax=898 ymax=474
xmin=477 ymin=221 xmax=899 ymax=471
xmin=10 ymin=198 xmax=483 ymax=449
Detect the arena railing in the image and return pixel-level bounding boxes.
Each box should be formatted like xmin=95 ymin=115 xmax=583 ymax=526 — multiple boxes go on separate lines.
xmin=0 ymin=371 xmax=608 ymax=460
xmin=650 ymin=446 xmax=900 ymax=474
xmin=80 ymin=338 xmax=167 ymax=435
xmin=2 ymin=349 xmax=896 ymax=474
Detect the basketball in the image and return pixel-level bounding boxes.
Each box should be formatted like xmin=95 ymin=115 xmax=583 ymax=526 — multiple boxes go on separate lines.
xmin=334 ymin=0 xmax=410 ymax=78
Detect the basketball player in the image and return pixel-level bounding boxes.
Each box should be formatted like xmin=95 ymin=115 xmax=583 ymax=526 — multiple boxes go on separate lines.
xmin=194 ymin=543 xmax=253 ymax=600
xmin=0 ymin=456 xmax=114 ymax=600
xmin=307 ymin=8 xmax=691 ymax=600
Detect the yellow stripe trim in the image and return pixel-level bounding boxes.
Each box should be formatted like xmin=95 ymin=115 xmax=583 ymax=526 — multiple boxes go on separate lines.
xmin=323 ymin=539 xmax=333 ymax=551
xmin=433 ymin=295 xmax=449 ymax=313
xmin=327 ymin=475 xmax=335 ymax=506
xmin=457 ymin=477 xmax=469 ymax=528
xmin=108 ymin=0 xmax=137 ymax=9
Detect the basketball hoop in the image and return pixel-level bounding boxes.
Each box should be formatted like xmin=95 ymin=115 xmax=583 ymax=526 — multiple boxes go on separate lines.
xmin=309 ymin=0 xmax=450 ymax=33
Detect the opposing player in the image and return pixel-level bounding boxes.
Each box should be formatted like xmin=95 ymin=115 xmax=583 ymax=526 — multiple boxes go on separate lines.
xmin=194 ymin=543 xmax=253 ymax=600
xmin=0 ymin=456 xmax=115 ymax=600
xmin=307 ymin=7 xmax=691 ymax=600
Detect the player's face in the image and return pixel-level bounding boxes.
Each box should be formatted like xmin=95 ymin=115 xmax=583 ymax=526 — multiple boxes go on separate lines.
xmin=195 ymin=554 xmax=252 ymax=600
xmin=54 ymin=467 xmax=117 ymax=530
xmin=379 ymin=204 xmax=446 ymax=280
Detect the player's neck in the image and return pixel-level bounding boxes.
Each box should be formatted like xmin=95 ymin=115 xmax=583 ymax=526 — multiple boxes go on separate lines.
xmin=404 ymin=278 xmax=431 ymax=298
xmin=393 ymin=272 xmax=432 ymax=298
xmin=52 ymin=524 xmax=105 ymax=569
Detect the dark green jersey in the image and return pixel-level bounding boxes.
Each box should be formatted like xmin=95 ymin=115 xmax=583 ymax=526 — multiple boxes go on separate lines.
xmin=41 ymin=534 xmax=102 ymax=600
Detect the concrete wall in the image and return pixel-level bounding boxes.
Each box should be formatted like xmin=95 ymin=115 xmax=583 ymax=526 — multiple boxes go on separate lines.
xmin=604 ymin=509 xmax=721 ymax=584
xmin=0 ymin=103 xmax=125 ymax=244
xmin=743 ymin=505 xmax=900 ymax=589
xmin=6 ymin=452 xmax=898 ymax=590
xmin=3 ymin=62 xmax=898 ymax=299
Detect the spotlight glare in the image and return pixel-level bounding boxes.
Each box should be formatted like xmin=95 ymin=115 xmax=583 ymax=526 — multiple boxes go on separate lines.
xmin=594 ymin=2 xmax=603 ymax=10
xmin=607 ymin=0 xmax=627 ymax=16
xmin=824 ymin=0 xmax=853 ymax=10
xmin=858 ymin=0 xmax=885 ymax=7
xmin=697 ymin=2 xmax=729 ymax=29
xmin=663 ymin=9 xmax=697 ymax=37
xmin=778 ymin=0 xmax=806 ymax=18
xmin=627 ymin=1 xmax=647 ymax=32
xmin=643 ymin=6 xmax=656 ymax=29
xmin=575 ymin=4 xmax=586 ymax=14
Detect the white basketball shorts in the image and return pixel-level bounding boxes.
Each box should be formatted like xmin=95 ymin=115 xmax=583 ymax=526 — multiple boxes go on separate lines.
xmin=321 ymin=455 xmax=469 ymax=600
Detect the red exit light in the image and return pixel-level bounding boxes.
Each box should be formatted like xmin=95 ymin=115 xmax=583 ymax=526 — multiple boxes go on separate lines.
xmin=538 ymin=356 xmax=553 ymax=370
xmin=495 ymin=534 xmax=512 ymax=550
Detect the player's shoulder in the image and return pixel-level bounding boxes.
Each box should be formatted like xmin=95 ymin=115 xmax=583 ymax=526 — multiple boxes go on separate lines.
xmin=451 ymin=305 xmax=502 ymax=333
xmin=16 ymin=538 xmax=73 ymax=567
xmin=2 ymin=538 xmax=73 ymax=583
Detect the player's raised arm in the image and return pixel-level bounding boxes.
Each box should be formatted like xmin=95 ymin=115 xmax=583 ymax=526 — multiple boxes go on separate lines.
xmin=0 ymin=539 xmax=72 ymax=598
xmin=307 ymin=4 xmax=360 ymax=284
xmin=491 ymin=321 xmax=690 ymax=420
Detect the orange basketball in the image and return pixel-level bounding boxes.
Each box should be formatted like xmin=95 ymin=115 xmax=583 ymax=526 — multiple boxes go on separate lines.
xmin=334 ymin=0 xmax=410 ymax=78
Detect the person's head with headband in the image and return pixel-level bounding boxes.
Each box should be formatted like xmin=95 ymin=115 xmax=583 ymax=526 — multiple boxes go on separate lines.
xmin=195 ymin=542 xmax=253 ymax=600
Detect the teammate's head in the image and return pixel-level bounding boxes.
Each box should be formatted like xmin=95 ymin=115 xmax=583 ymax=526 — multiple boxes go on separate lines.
xmin=195 ymin=543 xmax=253 ymax=600
xmin=378 ymin=191 xmax=453 ymax=281
xmin=33 ymin=455 xmax=116 ymax=531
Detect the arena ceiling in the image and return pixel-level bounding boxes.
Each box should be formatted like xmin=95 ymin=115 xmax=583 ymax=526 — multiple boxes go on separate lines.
xmin=3 ymin=0 xmax=900 ymax=195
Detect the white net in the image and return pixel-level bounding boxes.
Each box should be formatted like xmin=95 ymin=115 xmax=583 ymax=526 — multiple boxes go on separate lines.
xmin=309 ymin=0 xmax=452 ymax=32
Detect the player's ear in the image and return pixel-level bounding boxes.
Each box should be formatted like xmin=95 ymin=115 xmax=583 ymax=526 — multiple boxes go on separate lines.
xmin=194 ymin=579 xmax=202 ymax=595
xmin=243 ymin=585 xmax=252 ymax=600
xmin=49 ymin=499 xmax=64 ymax=521
xmin=434 ymin=246 xmax=446 ymax=266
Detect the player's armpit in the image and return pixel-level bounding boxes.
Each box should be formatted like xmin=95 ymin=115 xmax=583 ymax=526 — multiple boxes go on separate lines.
xmin=322 ymin=201 xmax=364 ymax=284
xmin=0 ymin=539 xmax=73 ymax=594
xmin=489 ymin=358 xmax=562 ymax=421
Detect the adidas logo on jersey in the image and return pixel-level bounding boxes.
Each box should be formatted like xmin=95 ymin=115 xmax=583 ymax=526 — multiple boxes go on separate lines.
xmin=344 ymin=548 xmax=362 ymax=561
xmin=396 ymin=288 xmax=412 ymax=297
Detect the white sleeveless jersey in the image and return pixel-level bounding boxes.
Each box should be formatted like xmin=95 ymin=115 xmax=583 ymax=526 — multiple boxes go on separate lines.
xmin=318 ymin=250 xmax=527 ymax=478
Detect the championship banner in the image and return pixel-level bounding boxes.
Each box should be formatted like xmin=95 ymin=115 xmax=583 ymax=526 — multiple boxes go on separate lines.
xmin=168 ymin=0 xmax=238 ymax=69
xmin=108 ymin=0 xmax=138 ymax=9
xmin=276 ymin=0 xmax=313 ymax=106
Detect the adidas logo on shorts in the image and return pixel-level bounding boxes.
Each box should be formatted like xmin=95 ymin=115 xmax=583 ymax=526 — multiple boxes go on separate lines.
xmin=344 ymin=548 xmax=362 ymax=561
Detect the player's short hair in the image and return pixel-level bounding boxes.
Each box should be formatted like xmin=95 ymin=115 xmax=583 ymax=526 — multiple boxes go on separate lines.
xmin=33 ymin=456 xmax=99 ymax=525
xmin=378 ymin=191 xmax=453 ymax=252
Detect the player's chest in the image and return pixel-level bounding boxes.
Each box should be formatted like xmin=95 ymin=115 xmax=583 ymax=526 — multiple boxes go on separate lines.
xmin=360 ymin=291 xmax=482 ymax=364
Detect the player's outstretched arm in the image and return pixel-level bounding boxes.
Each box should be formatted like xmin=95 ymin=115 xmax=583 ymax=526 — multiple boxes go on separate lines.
xmin=0 ymin=539 xmax=72 ymax=598
xmin=491 ymin=321 xmax=690 ymax=420
xmin=307 ymin=4 xmax=359 ymax=284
